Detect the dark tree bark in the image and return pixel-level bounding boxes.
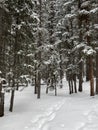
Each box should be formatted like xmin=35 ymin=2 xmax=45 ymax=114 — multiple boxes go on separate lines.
xmin=34 ymin=73 xmax=38 ymax=94
xmin=37 ymin=71 xmax=41 ymax=99
xmin=9 ymin=11 xmax=19 ymax=111
xmin=78 ymin=0 xmax=83 ymax=92
xmin=9 ymin=88 xmax=15 ymax=112
xmin=95 ymin=10 xmax=98 ymax=94
xmin=86 ymin=20 xmax=94 ymax=96
xmin=34 ymin=54 xmax=38 ymax=94
xmin=0 ymin=7 xmax=9 ymax=77
xmin=37 ymin=0 xmax=42 ymax=99
xmin=86 ymin=58 xmax=90 ymax=81
xmin=0 ymin=78 xmax=4 ymax=117
xmin=96 ymin=50 xmax=98 ymax=94
xmin=73 ymin=74 xmax=77 ymax=93
xmin=89 ymin=56 xmax=94 ymax=96
xmin=78 ymin=58 xmax=83 ymax=92
xmin=59 ymin=42 xmax=63 ymax=88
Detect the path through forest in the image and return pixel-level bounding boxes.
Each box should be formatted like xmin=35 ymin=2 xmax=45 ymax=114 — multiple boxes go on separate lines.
xmin=24 ymin=79 xmax=98 ymax=130
xmin=25 ymin=92 xmax=98 ymax=130
xmin=0 ymin=79 xmax=98 ymax=130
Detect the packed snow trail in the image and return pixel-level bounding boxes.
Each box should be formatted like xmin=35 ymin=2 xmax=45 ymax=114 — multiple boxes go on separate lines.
xmin=25 ymin=99 xmax=65 ymax=130
xmin=24 ymin=80 xmax=98 ymax=130
xmin=0 ymin=84 xmax=66 ymax=130
xmin=0 ymin=79 xmax=98 ymax=130
xmin=45 ymin=94 xmax=98 ymax=130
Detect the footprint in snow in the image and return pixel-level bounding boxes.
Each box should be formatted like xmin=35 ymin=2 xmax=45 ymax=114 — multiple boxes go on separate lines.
xmin=78 ymin=108 xmax=98 ymax=130
xmin=25 ymin=100 xmax=65 ymax=130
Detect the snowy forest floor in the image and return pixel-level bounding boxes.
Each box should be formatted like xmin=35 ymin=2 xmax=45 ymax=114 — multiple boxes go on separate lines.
xmin=0 ymin=78 xmax=98 ymax=130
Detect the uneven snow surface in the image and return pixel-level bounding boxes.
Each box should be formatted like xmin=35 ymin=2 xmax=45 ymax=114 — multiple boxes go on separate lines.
xmin=0 ymin=78 xmax=98 ymax=130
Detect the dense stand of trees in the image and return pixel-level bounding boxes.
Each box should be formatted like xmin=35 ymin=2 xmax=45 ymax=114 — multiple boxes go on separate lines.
xmin=0 ymin=0 xmax=98 ymax=114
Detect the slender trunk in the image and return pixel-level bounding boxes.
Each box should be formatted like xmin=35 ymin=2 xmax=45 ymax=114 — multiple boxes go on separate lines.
xmin=46 ymin=87 xmax=48 ymax=94
xmin=37 ymin=71 xmax=41 ymax=99
xmin=86 ymin=58 xmax=90 ymax=81
xmin=89 ymin=56 xmax=94 ymax=96
xmin=34 ymin=57 xmax=38 ymax=94
xmin=78 ymin=59 xmax=83 ymax=92
xmin=68 ymin=80 xmax=71 ymax=94
xmin=9 ymin=78 xmax=15 ymax=112
xmin=71 ymin=79 xmax=73 ymax=93
xmin=54 ymin=76 xmax=57 ymax=96
xmin=9 ymin=89 xmax=15 ymax=112
xmin=59 ymin=44 xmax=63 ymax=88
xmin=0 ymin=80 xmax=4 ymax=117
xmin=54 ymin=83 xmax=57 ymax=96
xmin=85 ymin=15 xmax=94 ymax=96
xmin=73 ymin=74 xmax=77 ymax=93
xmin=9 ymin=13 xmax=19 ymax=111
xmin=96 ymin=50 xmax=98 ymax=94
xmin=68 ymin=74 xmax=73 ymax=94
xmin=95 ymin=5 xmax=98 ymax=94
xmin=95 ymin=7 xmax=98 ymax=93
xmin=34 ymin=74 xmax=38 ymax=94
xmin=37 ymin=0 xmax=42 ymax=99
xmin=78 ymin=0 xmax=83 ymax=92
xmin=16 ymin=80 xmax=19 ymax=91
xmin=46 ymin=79 xmax=50 ymax=94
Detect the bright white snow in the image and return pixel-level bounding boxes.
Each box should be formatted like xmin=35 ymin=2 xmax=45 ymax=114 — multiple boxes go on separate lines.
xmin=0 ymin=78 xmax=98 ymax=130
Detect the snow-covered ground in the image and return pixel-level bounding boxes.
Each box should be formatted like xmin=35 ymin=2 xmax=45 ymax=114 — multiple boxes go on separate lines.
xmin=0 ymin=78 xmax=98 ymax=130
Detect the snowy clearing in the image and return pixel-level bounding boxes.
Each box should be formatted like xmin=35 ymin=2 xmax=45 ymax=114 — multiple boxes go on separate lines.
xmin=0 ymin=78 xmax=98 ymax=130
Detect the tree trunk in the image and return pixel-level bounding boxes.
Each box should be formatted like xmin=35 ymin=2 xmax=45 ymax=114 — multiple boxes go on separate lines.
xmin=9 ymin=12 xmax=19 ymax=111
xmin=59 ymin=44 xmax=63 ymax=88
xmin=36 ymin=0 xmax=42 ymax=99
xmin=78 ymin=58 xmax=83 ymax=92
xmin=9 ymin=89 xmax=15 ymax=112
xmin=73 ymin=74 xmax=77 ymax=93
xmin=89 ymin=56 xmax=94 ymax=96
xmin=34 ymin=57 xmax=38 ymax=94
xmin=34 ymin=74 xmax=38 ymax=94
xmin=0 ymin=79 xmax=4 ymax=117
xmin=37 ymin=71 xmax=41 ymax=99
xmin=54 ymin=83 xmax=57 ymax=96
xmin=9 ymin=75 xmax=16 ymax=112
xmin=68 ymin=80 xmax=72 ymax=94
xmin=86 ymin=57 xmax=90 ymax=81
xmin=96 ymin=50 xmax=98 ymax=94
xmin=85 ymin=14 xmax=94 ymax=96
xmin=78 ymin=0 xmax=83 ymax=92
xmin=46 ymin=87 xmax=48 ymax=94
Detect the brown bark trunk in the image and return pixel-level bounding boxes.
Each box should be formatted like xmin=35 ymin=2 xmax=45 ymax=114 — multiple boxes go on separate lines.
xmin=78 ymin=0 xmax=83 ymax=92
xmin=96 ymin=51 xmax=98 ymax=94
xmin=85 ymin=18 xmax=94 ymax=96
xmin=89 ymin=56 xmax=94 ymax=96
xmin=86 ymin=57 xmax=90 ymax=81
